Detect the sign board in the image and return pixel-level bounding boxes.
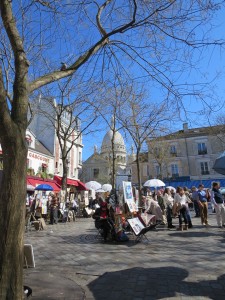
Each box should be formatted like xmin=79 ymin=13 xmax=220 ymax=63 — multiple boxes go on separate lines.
xmin=24 ymin=244 xmax=35 ymax=268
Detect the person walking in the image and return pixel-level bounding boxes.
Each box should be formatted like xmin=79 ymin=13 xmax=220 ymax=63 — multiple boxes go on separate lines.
xmin=49 ymin=196 xmax=59 ymax=225
xmin=191 ymin=186 xmax=200 ymax=217
xmin=174 ymin=187 xmax=188 ymax=231
xmin=197 ymin=184 xmax=210 ymax=226
xmin=163 ymin=188 xmax=175 ymax=229
xmin=211 ymin=182 xmax=225 ymax=228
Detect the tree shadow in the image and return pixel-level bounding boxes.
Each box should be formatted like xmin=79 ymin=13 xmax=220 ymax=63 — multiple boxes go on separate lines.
xmin=87 ymin=266 xmax=225 ymax=300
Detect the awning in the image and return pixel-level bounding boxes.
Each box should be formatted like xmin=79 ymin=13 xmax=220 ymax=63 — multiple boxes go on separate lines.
xmin=27 ymin=176 xmax=61 ymax=192
xmin=54 ymin=175 xmax=87 ymax=190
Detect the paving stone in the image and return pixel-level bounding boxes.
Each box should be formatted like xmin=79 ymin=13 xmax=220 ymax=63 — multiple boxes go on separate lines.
xmin=24 ymin=213 xmax=225 ymax=299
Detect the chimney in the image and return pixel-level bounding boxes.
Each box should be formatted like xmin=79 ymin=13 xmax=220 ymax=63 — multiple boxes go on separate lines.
xmin=183 ymin=123 xmax=188 ymax=132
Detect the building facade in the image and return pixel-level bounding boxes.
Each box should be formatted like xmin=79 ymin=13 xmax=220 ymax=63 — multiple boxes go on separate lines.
xmin=81 ymin=128 xmax=133 ymax=185
xmin=0 ymin=128 xmax=55 ymax=177
xmin=150 ymin=123 xmax=225 ymax=181
xmin=131 ymin=123 xmax=225 ymax=184
xmin=29 ymin=96 xmax=83 ymax=181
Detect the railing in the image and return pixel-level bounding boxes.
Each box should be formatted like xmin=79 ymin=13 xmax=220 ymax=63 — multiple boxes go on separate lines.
xmin=198 ymin=150 xmax=207 ymax=155
xmin=201 ymin=171 xmax=210 ymax=175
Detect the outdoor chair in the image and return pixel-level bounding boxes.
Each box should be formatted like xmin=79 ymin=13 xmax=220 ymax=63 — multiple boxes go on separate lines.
xmin=132 ymin=224 xmax=157 ymax=243
xmin=127 ymin=216 xmax=157 ymax=243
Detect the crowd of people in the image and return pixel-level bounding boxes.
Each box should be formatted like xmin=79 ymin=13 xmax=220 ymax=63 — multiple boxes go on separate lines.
xmin=25 ymin=181 xmax=225 ymax=238
xmin=26 ymin=193 xmax=79 ymax=225
xmin=142 ymin=182 xmax=225 ymax=230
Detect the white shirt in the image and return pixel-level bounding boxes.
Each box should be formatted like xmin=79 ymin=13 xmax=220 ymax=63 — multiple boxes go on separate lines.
xmin=174 ymin=193 xmax=187 ymax=206
xmin=163 ymin=193 xmax=174 ymax=207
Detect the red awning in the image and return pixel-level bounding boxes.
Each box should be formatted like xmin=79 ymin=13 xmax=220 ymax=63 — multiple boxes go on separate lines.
xmin=27 ymin=176 xmax=61 ymax=192
xmin=54 ymin=175 xmax=87 ymax=190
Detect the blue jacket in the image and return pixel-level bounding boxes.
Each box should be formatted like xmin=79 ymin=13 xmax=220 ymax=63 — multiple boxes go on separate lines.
xmin=198 ymin=190 xmax=207 ymax=202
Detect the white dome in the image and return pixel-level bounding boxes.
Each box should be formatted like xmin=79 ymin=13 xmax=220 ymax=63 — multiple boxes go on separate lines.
xmin=101 ymin=129 xmax=126 ymax=154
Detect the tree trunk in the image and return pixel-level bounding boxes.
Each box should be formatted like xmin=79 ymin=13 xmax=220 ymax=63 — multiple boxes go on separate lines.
xmin=61 ymin=153 xmax=68 ymax=200
xmin=136 ymin=149 xmax=142 ymax=206
xmin=111 ymin=130 xmax=116 ymax=190
xmin=0 ymin=134 xmax=27 ymax=299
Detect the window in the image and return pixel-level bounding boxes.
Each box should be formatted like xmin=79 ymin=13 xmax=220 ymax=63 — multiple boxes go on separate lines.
xmin=154 ymin=147 xmax=160 ymax=157
xmin=155 ymin=165 xmax=161 ymax=176
xmin=79 ymin=152 xmax=82 ymax=165
xmin=93 ymin=168 xmax=99 ymax=178
xmin=198 ymin=143 xmax=207 ymax=155
xmin=143 ymin=165 xmax=148 ymax=177
xmin=55 ymin=162 xmax=58 ymax=169
xmin=171 ymin=164 xmax=179 ymax=177
xmin=200 ymin=162 xmax=209 ymax=175
xmin=25 ymin=135 xmax=32 ymax=147
xmin=42 ymin=163 xmax=47 ymax=172
xmin=170 ymin=145 xmax=177 ymax=155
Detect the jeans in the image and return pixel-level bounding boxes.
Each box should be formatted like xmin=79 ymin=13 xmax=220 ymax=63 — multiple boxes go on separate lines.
xmin=179 ymin=206 xmax=188 ymax=225
xmin=50 ymin=208 xmax=58 ymax=224
xmin=186 ymin=209 xmax=192 ymax=226
xmin=194 ymin=200 xmax=200 ymax=217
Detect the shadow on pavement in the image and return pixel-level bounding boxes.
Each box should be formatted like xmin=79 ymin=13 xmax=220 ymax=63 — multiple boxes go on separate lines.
xmin=168 ymin=231 xmax=224 ymax=238
xmin=88 ymin=266 xmax=225 ymax=300
xmin=59 ymin=234 xmax=153 ymax=247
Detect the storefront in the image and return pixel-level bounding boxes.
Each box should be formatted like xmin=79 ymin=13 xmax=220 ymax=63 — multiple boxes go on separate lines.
xmin=54 ymin=175 xmax=86 ymax=191
xmin=27 ymin=176 xmax=61 ymax=193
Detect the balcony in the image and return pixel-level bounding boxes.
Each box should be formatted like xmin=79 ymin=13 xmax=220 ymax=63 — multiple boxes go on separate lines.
xmin=198 ymin=150 xmax=207 ymax=155
xmin=170 ymin=152 xmax=177 ymax=157
xmin=201 ymin=171 xmax=210 ymax=175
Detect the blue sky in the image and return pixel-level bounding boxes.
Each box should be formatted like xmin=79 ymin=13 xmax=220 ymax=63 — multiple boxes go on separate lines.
xmin=82 ymin=5 xmax=225 ymax=161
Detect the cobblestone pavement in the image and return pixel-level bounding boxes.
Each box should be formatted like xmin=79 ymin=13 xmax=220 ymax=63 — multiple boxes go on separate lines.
xmin=24 ymin=212 xmax=225 ymax=300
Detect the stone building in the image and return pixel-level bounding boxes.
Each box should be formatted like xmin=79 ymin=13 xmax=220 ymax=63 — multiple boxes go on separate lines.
xmin=81 ymin=127 xmax=133 ymax=184
xmin=29 ymin=96 xmax=83 ymax=181
xmin=131 ymin=123 xmax=225 ymax=184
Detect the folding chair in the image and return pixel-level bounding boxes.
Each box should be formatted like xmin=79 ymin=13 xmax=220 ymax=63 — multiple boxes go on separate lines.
xmin=133 ymin=224 xmax=157 ymax=243
xmin=127 ymin=217 xmax=156 ymax=243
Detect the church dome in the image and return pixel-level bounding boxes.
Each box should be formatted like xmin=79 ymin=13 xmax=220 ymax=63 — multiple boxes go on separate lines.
xmin=101 ymin=129 xmax=126 ymax=154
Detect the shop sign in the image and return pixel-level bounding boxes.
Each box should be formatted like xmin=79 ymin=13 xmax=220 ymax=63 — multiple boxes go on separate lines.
xmin=28 ymin=152 xmax=49 ymax=163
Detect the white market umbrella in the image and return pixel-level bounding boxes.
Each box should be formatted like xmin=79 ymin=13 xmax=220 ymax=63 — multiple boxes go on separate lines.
xmin=166 ymin=186 xmax=176 ymax=192
xmin=96 ymin=188 xmax=106 ymax=193
xmin=85 ymin=181 xmax=101 ymax=191
xmin=102 ymin=184 xmax=112 ymax=192
xmin=27 ymin=184 xmax=35 ymax=191
xmin=143 ymin=179 xmax=165 ymax=188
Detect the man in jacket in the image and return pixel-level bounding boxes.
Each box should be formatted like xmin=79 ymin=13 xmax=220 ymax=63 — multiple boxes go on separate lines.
xmin=197 ymin=184 xmax=210 ymax=226
xmin=211 ymin=182 xmax=225 ymax=228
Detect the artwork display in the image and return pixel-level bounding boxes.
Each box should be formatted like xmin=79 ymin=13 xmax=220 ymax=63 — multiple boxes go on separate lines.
xmin=127 ymin=217 xmax=145 ymax=235
xmin=122 ymin=181 xmax=138 ymax=213
xmin=140 ymin=213 xmax=156 ymax=226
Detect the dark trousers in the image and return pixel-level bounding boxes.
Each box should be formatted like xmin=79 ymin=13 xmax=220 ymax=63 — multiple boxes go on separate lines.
xmin=50 ymin=208 xmax=58 ymax=224
xmin=179 ymin=206 xmax=188 ymax=225
xmin=166 ymin=206 xmax=173 ymax=226
xmin=194 ymin=200 xmax=200 ymax=217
